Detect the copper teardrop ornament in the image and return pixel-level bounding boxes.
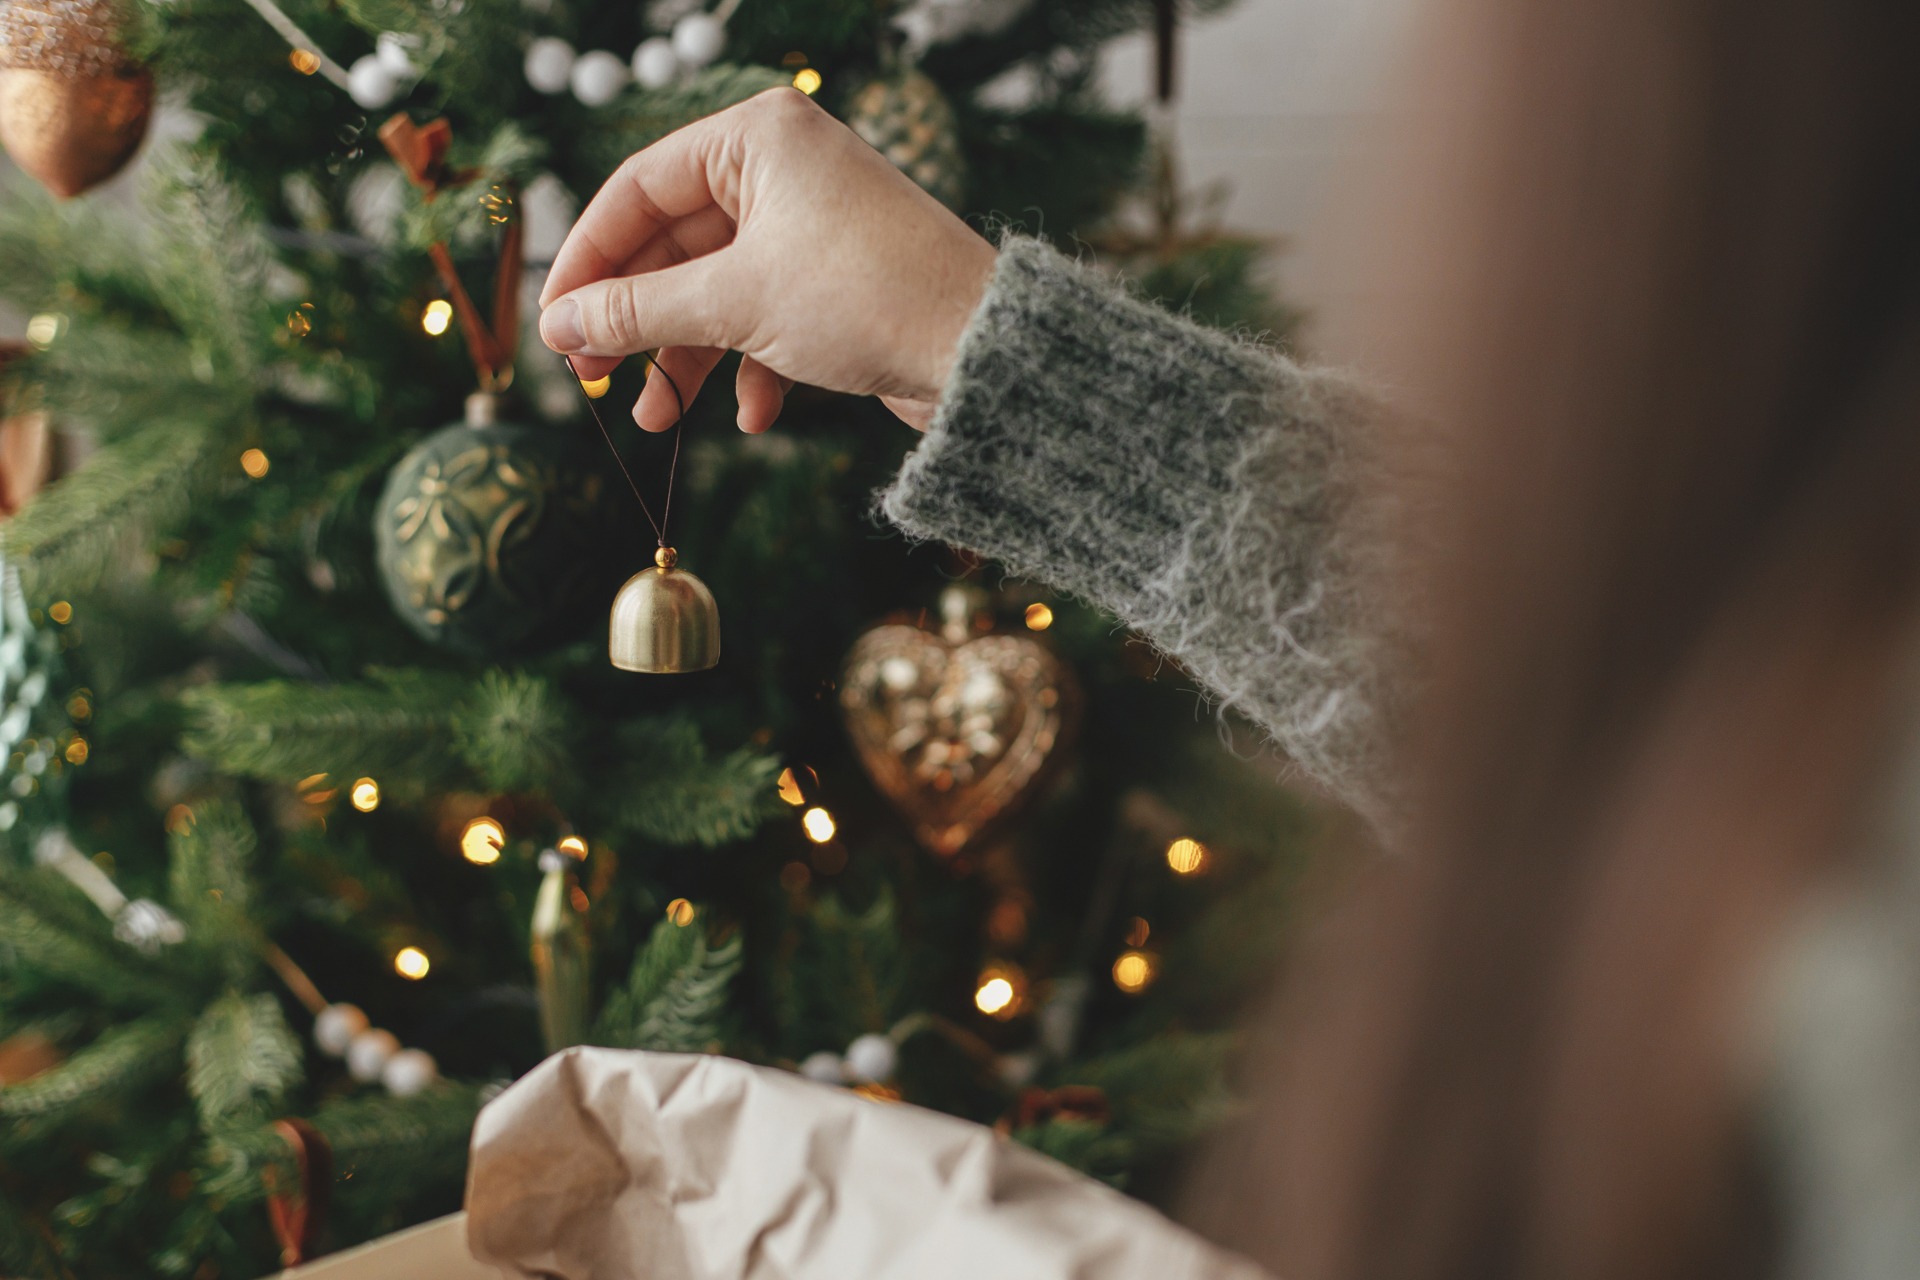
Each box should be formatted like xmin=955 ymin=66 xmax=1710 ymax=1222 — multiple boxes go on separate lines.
xmin=608 ymin=546 xmax=720 ymax=673
xmin=0 ymin=0 xmax=154 ymax=199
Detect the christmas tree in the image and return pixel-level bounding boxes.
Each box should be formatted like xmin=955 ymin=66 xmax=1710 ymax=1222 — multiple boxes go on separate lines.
xmin=0 ymin=0 xmax=1313 ymax=1272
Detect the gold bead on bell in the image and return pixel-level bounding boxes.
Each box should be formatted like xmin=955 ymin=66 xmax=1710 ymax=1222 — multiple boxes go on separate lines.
xmin=609 ymin=546 xmax=720 ymax=673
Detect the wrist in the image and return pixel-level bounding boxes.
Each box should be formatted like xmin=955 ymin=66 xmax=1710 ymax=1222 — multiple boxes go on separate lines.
xmin=921 ymin=236 xmax=998 ymax=402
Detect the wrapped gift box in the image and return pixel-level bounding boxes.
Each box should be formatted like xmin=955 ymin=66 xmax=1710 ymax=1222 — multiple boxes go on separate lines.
xmin=280 ymin=1213 xmax=500 ymax=1280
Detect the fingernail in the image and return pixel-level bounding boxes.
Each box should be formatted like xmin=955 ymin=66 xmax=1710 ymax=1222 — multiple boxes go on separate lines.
xmin=541 ymin=300 xmax=584 ymax=353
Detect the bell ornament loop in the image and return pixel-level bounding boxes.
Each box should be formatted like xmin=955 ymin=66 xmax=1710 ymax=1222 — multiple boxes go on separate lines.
xmin=609 ymin=547 xmax=720 ymax=673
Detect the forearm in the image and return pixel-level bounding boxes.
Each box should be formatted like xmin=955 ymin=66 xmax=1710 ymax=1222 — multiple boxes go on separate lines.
xmin=882 ymin=238 xmax=1391 ymax=822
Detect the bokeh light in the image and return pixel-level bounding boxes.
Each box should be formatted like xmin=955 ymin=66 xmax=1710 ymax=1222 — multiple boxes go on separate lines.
xmin=349 ymin=777 xmax=380 ymax=812
xmin=461 ymin=816 xmax=504 ymax=865
xmin=1165 ymin=837 xmax=1209 ymax=876
xmin=1112 ymin=949 xmax=1158 ymax=994
xmin=393 ymin=946 xmax=430 ymax=979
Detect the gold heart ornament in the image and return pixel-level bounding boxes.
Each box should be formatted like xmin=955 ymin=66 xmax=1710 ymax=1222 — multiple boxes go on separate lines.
xmin=840 ymin=587 xmax=1078 ymax=857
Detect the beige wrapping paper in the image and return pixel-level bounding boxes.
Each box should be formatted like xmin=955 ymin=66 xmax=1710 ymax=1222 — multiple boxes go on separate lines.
xmin=466 ymin=1048 xmax=1272 ymax=1280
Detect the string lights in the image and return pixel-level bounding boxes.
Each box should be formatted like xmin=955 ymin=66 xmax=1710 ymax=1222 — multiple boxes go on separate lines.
xmin=1112 ymin=949 xmax=1158 ymax=994
xmin=801 ymin=806 xmax=836 ymax=844
xmin=1165 ymin=837 xmax=1209 ymax=876
xmin=460 ymin=816 xmax=505 ymax=865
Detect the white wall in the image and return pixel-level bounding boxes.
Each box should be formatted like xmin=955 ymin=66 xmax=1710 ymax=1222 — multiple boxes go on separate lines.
xmin=1102 ymin=0 xmax=1416 ymax=313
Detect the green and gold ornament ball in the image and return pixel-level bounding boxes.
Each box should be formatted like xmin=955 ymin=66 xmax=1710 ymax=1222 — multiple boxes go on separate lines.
xmin=374 ymin=396 xmax=616 ymax=655
xmin=847 ymin=69 xmax=967 ymax=211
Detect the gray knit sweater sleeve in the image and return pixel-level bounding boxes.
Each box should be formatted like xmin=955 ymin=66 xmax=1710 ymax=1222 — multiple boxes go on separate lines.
xmin=881 ymin=238 xmax=1386 ymax=817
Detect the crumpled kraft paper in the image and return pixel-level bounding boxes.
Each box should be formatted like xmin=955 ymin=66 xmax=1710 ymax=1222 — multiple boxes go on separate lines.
xmin=465 ymin=1048 xmax=1272 ymax=1280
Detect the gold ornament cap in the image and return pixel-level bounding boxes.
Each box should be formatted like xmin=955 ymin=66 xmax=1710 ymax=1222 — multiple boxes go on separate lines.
xmin=610 ymin=547 xmax=720 ymax=673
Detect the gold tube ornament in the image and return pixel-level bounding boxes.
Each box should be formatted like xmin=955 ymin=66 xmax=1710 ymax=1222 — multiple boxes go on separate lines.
xmin=609 ymin=546 xmax=720 ymax=673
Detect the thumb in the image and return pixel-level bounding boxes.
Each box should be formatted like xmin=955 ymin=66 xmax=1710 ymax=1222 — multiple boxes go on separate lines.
xmin=539 ymin=252 xmax=748 ymax=358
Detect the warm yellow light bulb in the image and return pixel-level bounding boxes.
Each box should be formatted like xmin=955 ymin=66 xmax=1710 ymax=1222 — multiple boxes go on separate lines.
xmin=776 ymin=767 xmax=806 ymax=806
xmin=557 ymin=834 xmax=588 ymax=858
xmin=1165 ymin=837 xmax=1209 ymax=876
xmin=349 ymin=777 xmax=380 ymax=812
xmin=974 ymin=976 xmax=1015 ymax=1016
xmin=579 ymin=374 xmax=611 ymax=399
xmin=1113 ymin=949 xmax=1158 ymax=994
xmin=289 ymin=48 xmax=321 ymax=75
xmin=801 ymin=806 xmax=836 ymax=844
xmin=461 ymin=816 xmax=505 ymax=865
xmin=1024 ymin=603 xmax=1054 ymax=631
xmin=394 ymin=946 xmax=430 ymax=979
xmin=792 ymin=67 xmax=823 ymax=95
xmin=63 ymin=737 xmax=89 ymax=765
xmin=240 ymin=448 xmax=270 ymax=479
xmin=25 ymin=313 xmax=61 ymax=347
xmin=665 ymin=898 xmax=696 ymax=927
xmin=47 ymin=601 xmax=72 ymax=625
xmin=422 ymin=299 xmax=454 ymax=336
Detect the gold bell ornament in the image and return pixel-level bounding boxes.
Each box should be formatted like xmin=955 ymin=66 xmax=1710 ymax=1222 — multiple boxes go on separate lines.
xmin=568 ymin=356 xmax=721 ymax=673
xmin=610 ymin=545 xmax=720 ymax=672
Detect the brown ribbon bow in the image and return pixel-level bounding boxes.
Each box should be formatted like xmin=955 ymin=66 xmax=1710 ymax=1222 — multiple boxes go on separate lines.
xmin=379 ymin=114 xmax=524 ymax=391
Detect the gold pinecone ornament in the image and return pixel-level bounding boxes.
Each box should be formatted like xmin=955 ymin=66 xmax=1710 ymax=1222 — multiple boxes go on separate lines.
xmin=0 ymin=0 xmax=153 ymax=199
xmin=847 ymin=68 xmax=967 ymax=210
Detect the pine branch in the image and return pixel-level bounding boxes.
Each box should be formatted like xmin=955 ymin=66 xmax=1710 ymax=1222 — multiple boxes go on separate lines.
xmin=185 ymin=992 xmax=303 ymax=1128
xmin=1060 ymin=1031 xmax=1238 ymax=1152
xmin=204 ymin=1085 xmax=483 ymax=1210
xmin=614 ymin=732 xmax=783 ymax=848
xmin=143 ymin=152 xmax=279 ymax=386
xmin=578 ymin=65 xmax=791 ymax=178
xmin=449 ymin=670 xmax=568 ymax=793
xmin=167 ymin=799 xmax=258 ymax=921
xmin=0 ymin=1017 xmax=184 ymax=1125
xmin=592 ymin=916 xmax=741 ymax=1053
xmin=771 ymin=890 xmax=903 ymax=1053
xmin=1 ymin=421 xmax=217 ymax=593
xmin=0 ymin=869 xmax=179 ymax=1009
xmin=180 ymin=670 xmax=471 ymax=792
xmin=0 ymin=1194 xmax=65 ymax=1279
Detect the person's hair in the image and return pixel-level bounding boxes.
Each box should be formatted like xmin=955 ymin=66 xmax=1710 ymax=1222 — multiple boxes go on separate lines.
xmin=1187 ymin=1 xmax=1920 ymax=1277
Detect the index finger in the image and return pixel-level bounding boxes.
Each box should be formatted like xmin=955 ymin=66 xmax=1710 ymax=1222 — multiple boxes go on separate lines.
xmin=539 ymin=109 xmax=744 ymax=309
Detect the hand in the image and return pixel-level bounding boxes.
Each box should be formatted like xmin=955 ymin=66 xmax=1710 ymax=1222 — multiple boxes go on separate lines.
xmin=539 ymin=87 xmax=998 ymax=433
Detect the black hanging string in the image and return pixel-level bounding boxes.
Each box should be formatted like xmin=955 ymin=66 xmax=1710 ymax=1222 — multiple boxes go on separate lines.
xmin=565 ymin=353 xmax=686 ymax=549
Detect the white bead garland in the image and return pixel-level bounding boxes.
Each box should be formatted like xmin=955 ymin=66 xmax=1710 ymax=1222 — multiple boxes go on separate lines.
xmin=345 ymin=1026 xmax=401 ymax=1083
xmin=524 ymin=36 xmax=578 ymax=94
xmin=347 ymin=54 xmax=401 ymax=110
xmin=669 ymin=12 xmax=725 ymax=69
xmin=570 ymin=49 xmax=630 ymax=106
xmin=630 ymin=36 xmax=678 ymax=90
xmin=374 ymin=31 xmax=415 ymax=78
xmin=313 ymin=1003 xmax=370 ymax=1058
xmin=844 ymin=1032 xmax=897 ymax=1084
xmin=380 ymin=1047 xmax=441 ymax=1098
xmin=798 ymin=1050 xmax=846 ymax=1084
